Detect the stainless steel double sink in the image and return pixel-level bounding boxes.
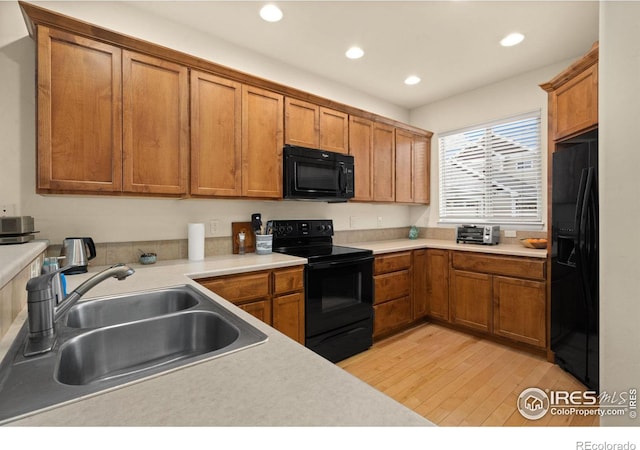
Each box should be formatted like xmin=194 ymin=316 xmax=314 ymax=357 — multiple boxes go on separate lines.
xmin=0 ymin=284 xmax=268 ymax=423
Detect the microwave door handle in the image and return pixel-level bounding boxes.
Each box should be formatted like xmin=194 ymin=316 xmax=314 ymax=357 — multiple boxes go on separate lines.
xmin=338 ymin=163 xmax=346 ymax=194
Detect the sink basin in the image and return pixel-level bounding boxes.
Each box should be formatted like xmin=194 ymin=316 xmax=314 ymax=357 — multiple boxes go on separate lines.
xmin=65 ymin=285 xmax=199 ymax=328
xmin=57 ymin=311 xmax=239 ymax=385
xmin=0 ymin=284 xmax=268 ymax=423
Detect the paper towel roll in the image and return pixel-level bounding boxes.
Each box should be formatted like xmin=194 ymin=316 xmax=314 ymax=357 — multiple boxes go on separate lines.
xmin=188 ymin=223 xmax=205 ymax=261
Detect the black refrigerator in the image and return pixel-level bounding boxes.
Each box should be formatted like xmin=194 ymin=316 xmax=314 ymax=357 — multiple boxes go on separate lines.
xmin=551 ymin=129 xmax=599 ymax=392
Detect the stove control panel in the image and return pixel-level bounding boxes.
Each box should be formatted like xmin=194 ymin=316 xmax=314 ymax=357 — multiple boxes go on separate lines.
xmin=269 ymin=219 xmax=333 ymax=238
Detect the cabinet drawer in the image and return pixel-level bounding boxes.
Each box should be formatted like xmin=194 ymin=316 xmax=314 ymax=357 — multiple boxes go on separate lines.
xmin=374 ymin=252 xmax=412 ymax=275
xmin=374 ymin=270 xmax=410 ymax=304
xmin=373 ymin=296 xmax=411 ymax=337
xmin=198 ymin=271 xmax=270 ymax=303
xmin=273 ymin=267 xmax=304 ymax=295
xmin=452 ymin=252 xmax=545 ymax=281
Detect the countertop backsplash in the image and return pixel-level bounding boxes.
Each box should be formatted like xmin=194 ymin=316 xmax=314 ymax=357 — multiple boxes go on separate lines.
xmin=45 ymin=226 xmax=547 ymax=267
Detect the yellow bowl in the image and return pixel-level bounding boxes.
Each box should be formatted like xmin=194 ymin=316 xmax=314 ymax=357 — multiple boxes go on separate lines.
xmin=520 ymin=238 xmax=547 ymax=249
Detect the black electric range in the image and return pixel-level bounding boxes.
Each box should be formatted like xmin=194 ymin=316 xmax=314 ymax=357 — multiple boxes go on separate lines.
xmin=269 ymin=219 xmax=374 ymax=362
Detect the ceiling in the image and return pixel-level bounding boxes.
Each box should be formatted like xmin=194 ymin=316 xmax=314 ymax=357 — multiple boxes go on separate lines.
xmin=128 ymin=1 xmax=599 ymax=110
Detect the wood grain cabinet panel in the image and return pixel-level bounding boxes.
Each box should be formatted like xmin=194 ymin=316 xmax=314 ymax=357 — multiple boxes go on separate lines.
xmin=412 ymin=249 xmax=428 ymax=320
xmin=190 ymin=71 xmax=242 ymax=196
xmin=37 ymin=27 xmax=122 ymax=193
xmin=238 ymin=299 xmax=272 ymax=325
xmin=284 ymin=97 xmax=319 ymax=148
xmin=493 ymin=276 xmax=546 ymax=348
xmin=348 ymin=116 xmax=374 ymax=201
xmin=242 ymin=86 xmax=283 ymax=198
xmin=273 ymin=267 xmax=304 ymax=295
xmin=552 ymin=63 xmax=598 ymax=141
xmin=319 ymin=107 xmax=348 ymax=153
xmin=273 ymin=292 xmax=305 ymax=344
xmin=425 ymin=249 xmax=450 ymax=322
xmin=122 ymin=50 xmax=188 ymax=195
xmin=375 ymin=270 xmax=411 ymax=304
xmin=374 ymin=296 xmax=412 ymax=337
xmin=450 ymin=269 xmax=493 ymax=333
xmin=372 ymin=123 xmax=396 ymax=202
xmin=395 ymin=129 xmax=414 ymax=203
xmin=413 ymin=133 xmax=430 ymax=204
xmin=198 ymin=271 xmax=270 ymax=303
xmin=452 ymin=252 xmax=545 ymax=281
xmin=374 ymin=251 xmax=411 ymax=274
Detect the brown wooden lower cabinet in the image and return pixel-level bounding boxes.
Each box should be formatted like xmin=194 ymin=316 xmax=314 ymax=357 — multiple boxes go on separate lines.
xmin=196 ymin=266 xmax=305 ymax=344
xmin=373 ymin=251 xmax=413 ymax=338
xmin=412 ymin=249 xmax=428 ymax=319
xmin=450 ymin=269 xmax=493 ymax=333
xmin=436 ymin=251 xmax=548 ymax=351
xmin=273 ymin=292 xmax=305 ymax=344
xmin=425 ymin=249 xmax=450 ymax=321
xmin=374 ymin=296 xmax=412 ymax=337
xmin=493 ymin=276 xmax=546 ymax=347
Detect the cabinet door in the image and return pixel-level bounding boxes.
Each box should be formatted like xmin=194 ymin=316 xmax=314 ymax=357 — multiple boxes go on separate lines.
xmin=413 ymin=133 xmax=430 ymax=204
xmin=493 ymin=276 xmax=546 ymax=348
xmin=373 ymin=296 xmax=411 ymax=338
xmin=273 ymin=292 xmax=305 ymax=344
xmin=284 ymin=97 xmax=319 ymax=148
xmin=319 ymin=107 xmax=349 ymax=153
xmin=190 ymin=71 xmax=242 ymax=196
xmin=348 ymin=116 xmax=374 ymax=201
xmin=412 ymin=249 xmax=428 ymax=320
xmin=37 ymin=27 xmax=122 ymax=193
xmin=450 ymin=269 xmax=492 ymax=333
xmin=239 ymin=299 xmax=272 ymax=326
xmin=553 ymin=63 xmax=598 ymax=140
xmin=242 ymin=86 xmax=284 ymax=198
xmin=426 ymin=249 xmax=450 ymax=321
xmin=123 ymin=50 xmax=188 ymax=195
xmin=395 ymin=129 xmax=414 ymax=203
xmin=373 ymin=123 xmax=396 ymax=202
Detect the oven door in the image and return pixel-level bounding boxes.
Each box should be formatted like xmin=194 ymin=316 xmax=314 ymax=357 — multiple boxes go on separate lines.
xmin=304 ymin=255 xmax=374 ymax=338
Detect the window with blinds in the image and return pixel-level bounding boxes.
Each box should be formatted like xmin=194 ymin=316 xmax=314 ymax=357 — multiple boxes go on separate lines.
xmin=439 ymin=112 xmax=542 ymax=225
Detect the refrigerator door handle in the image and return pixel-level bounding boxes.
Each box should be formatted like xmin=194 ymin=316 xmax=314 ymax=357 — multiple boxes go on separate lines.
xmin=579 ymin=168 xmax=596 ymax=313
xmin=574 ymin=169 xmax=589 ymax=310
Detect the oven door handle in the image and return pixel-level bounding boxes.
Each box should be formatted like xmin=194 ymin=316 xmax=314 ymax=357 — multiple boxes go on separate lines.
xmin=307 ymin=255 xmax=373 ymax=270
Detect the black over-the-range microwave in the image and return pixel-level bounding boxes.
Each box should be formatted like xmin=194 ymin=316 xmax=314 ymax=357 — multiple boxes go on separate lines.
xmin=283 ymin=145 xmax=355 ymax=202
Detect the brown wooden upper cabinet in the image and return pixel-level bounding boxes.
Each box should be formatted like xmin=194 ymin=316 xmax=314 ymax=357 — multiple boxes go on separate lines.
xmin=242 ymin=86 xmax=284 ymax=198
xmin=37 ymin=27 xmax=123 ymax=193
xmin=190 ymin=71 xmax=242 ymax=197
xmin=372 ymin=123 xmax=396 ymax=202
xmin=122 ymin=50 xmax=189 ymax=195
xmin=541 ymin=42 xmax=598 ymax=142
xmin=284 ymin=98 xmax=348 ymax=153
xmin=395 ymin=129 xmax=430 ymax=204
xmin=348 ymin=116 xmax=374 ymax=201
xmin=37 ymin=26 xmax=189 ymax=196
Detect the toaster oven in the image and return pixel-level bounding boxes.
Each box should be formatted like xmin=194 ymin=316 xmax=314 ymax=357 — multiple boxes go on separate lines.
xmin=456 ymin=225 xmax=500 ymax=245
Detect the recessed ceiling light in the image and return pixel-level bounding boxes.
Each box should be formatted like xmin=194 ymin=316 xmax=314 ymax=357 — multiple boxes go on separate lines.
xmin=260 ymin=4 xmax=283 ymax=22
xmin=404 ymin=75 xmax=421 ymax=86
xmin=345 ymin=46 xmax=364 ymax=60
xmin=500 ymin=32 xmax=525 ymax=47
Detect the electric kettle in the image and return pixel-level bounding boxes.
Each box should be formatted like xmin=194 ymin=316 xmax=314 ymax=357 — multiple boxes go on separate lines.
xmin=60 ymin=237 xmax=97 ymax=274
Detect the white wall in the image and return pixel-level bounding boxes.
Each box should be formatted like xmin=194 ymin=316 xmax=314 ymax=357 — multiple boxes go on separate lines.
xmin=0 ymin=1 xmax=416 ymax=244
xmin=408 ymin=59 xmax=579 ymax=232
xmin=599 ymin=1 xmax=640 ymax=426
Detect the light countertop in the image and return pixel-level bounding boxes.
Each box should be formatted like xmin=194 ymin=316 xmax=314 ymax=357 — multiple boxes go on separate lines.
xmin=0 ymin=248 xmax=430 ymax=426
xmin=0 ymin=236 xmax=545 ymax=426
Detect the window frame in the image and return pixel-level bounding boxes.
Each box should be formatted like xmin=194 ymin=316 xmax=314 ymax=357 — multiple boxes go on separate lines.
xmin=438 ymin=111 xmax=543 ymax=227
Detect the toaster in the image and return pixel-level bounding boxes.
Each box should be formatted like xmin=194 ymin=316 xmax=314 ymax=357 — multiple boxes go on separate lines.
xmin=0 ymin=216 xmax=35 ymax=235
xmin=456 ymin=224 xmax=500 ymax=245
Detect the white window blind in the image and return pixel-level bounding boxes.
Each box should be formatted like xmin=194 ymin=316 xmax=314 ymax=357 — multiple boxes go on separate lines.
xmin=439 ymin=112 xmax=542 ymax=225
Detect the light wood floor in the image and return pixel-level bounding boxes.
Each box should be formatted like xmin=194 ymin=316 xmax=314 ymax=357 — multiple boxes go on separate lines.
xmin=338 ymin=323 xmax=599 ymax=426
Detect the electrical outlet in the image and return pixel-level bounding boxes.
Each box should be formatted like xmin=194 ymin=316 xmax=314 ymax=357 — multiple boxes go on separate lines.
xmin=504 ymin=230 xmax=517 ymax=238
xmin=210 ymin=220 xmax=220 ymax=235
xmin=377 ymin=216 xmax=383 ymax=228
xmin=350 ymin=216 xmax=359 ymax=229
xmin=0 ymin=204 xmax=15 ymax=216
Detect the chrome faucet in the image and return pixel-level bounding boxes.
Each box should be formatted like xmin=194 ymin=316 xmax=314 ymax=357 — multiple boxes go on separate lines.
xmin=24 ymin=263 xmax=135 ymax=356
